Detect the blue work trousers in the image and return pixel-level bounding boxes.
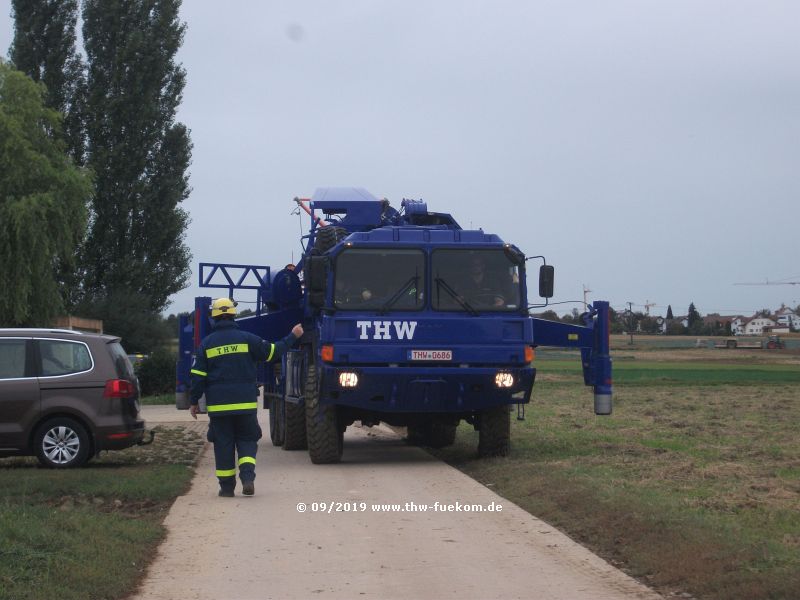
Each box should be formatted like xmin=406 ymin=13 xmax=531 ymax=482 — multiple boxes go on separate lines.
xmin=208 ymin=413 xmax=262 ymax=491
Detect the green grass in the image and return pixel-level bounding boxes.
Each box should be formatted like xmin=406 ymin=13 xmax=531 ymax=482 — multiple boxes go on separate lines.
xmin=537 ymin=358 xmax=800 ymax=385
xmin=140 ymin=393 xmax=175 ymax=405
xmin=431 ymin=370 xmax=800 ymax=600
xmin=0 ymin=427 xmax=204 ymax=600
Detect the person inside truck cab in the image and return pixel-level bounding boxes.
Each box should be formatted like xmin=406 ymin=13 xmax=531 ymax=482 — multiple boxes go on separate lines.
xmin=461 ymin=255 xmax=508 ymax=307
xmin=335 ymin=276 xmax=373 ymax=305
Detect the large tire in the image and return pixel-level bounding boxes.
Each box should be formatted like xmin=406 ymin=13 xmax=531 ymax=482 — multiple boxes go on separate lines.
xmin=314 ymin=226 xmax=349 ymax=252
xmin=283 ymin=399 xmax=308 ymax=450
xmin=269 ymin=362 xmax=285 ymax=446
xmin=34 ymin=417 xmax=91 ymax=468
xmin=269 ymin=396 xmax=285 ymax=446
xmin=478 ymin=406 xmax=510 ymax=457
xmin=304 ymin=361 xmax=343 ymax=464
xmin=407 ymin=421 xmax=457 ymax=448
xmin=429 ymin=422 xmax=457 ymax=448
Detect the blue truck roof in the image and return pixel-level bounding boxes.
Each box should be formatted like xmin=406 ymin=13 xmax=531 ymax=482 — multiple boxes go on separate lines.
xmin=346 ymin=227 xmax=505 ymax=245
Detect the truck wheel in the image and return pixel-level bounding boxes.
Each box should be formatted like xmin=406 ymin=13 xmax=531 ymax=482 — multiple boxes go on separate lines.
xmin=34 ymin=417 xmax=91 ymax=468
xmin=406 ymin=424 xmax=427 ymax=445
xmin=305 ymin=362 xmax=343 ymax=463
xmin=269 ymin=397 xmax=285 ymax=446
xmin=283 ymin=398 xmax=308 ymax=450
xmin=407 ymin=422 xmax=457 ymax=448
xmin=428 ymin=422 xmax=457 ymax=448
xmin=478 ymin=406 xmax=510 ymax=457
xmin=314 ymin=226 xmax=349 ymax=252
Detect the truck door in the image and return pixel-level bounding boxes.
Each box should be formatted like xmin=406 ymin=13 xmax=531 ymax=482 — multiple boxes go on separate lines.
xmin=0 ymin=338 xmax=39 ymax=451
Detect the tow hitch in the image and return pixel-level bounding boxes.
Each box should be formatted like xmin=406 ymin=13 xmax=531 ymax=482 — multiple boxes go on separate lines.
xmin=137 ymin=429 xmax=156 ymax=446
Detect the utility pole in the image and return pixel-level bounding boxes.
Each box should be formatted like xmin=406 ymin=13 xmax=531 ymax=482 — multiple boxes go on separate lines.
xmin=627 ymin=302 xmax=634 ymax=345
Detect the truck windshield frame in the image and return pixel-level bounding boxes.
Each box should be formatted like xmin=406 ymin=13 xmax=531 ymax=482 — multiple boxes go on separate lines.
xmin=334 ymin=248 xmax=426 ymax=312
xmin=432 ymin=248 xmax=522 ymax=313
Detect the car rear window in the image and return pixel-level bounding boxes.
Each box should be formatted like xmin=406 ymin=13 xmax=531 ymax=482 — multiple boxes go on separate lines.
xmin=0 ymin=339 xmax=27 ymax=379
xmin=108 ymin=341 xmax=136 ymax=380
xmin=39 ymin=340 xmax=93 ymax=376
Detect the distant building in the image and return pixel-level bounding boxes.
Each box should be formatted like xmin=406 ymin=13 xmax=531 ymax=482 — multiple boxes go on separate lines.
xmin=702 ymin=313 xmax=735 ymax=334
xmin=52 ymin=315 xmax=103 ymax=334
xmin=744 ymin=317 xmax=776 ymax=336
xmin=775 ymin=306 xmax=800 ymax=330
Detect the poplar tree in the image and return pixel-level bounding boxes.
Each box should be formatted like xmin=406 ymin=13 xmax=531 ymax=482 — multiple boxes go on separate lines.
xmin=0 ymin=62 xmax=90 ymax=326
xmin=80 ymin=0 xmax=192 ymax=343
xmin=9 ymin=0 xmax=86 ymax=163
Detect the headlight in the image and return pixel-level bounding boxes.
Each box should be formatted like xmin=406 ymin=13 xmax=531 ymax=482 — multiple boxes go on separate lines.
xmin=339 ymin=372 xmax=359 ymax=387
xmin=495 ymin=372 xmax=514 ymax=388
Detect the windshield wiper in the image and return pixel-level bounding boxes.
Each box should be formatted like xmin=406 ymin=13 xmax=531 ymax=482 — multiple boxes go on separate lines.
xmin=378 ymin=274 xmax=419 ymax=314
xmin=435 ymin=277 xmax=478 ymax=316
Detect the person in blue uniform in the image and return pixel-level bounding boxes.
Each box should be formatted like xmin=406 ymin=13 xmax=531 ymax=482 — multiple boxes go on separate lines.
xmin=190 ymin=297 xmax=303 ymax=497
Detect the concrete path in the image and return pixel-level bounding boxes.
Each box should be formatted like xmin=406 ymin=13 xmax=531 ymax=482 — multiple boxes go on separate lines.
xmin=134 ymin=407 xmax=660 ymax=600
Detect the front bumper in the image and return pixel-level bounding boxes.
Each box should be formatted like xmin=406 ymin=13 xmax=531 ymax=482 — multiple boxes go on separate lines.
xmin=318 ymin=365 xmax=535 ymax=412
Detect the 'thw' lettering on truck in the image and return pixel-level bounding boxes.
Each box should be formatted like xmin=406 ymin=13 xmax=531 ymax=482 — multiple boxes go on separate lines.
xmin=176 ymin=188 xmax=613 ymax=463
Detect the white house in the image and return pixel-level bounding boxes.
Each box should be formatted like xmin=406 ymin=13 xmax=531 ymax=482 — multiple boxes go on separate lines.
xmin=744 ymin=317 xmax=776 ymax=335
xmin=775 ymin=306 xmax=800 ymax=330
xmin=731 ymin=316 xmax=748 ymax=335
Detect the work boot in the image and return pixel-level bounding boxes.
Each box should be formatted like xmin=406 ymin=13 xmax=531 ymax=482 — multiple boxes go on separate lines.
xmin=242 ymin=481 xmax=255 ymax=496
xmin=218 ymin=488 xmax=235 ymax=498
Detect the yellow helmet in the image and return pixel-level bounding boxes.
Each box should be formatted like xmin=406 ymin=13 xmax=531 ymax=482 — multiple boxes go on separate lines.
xmin=211 ymin=297 xmax=238 ymax=318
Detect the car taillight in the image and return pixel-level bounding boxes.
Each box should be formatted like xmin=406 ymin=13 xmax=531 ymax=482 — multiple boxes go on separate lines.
xmin=104 ymin=379 xmax=135 ymax=398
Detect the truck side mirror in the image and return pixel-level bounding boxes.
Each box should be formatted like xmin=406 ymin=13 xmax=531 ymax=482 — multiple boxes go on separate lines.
xmin=539 ymin=265 xmax=554 ymax=298
xmin=306 ymin=256 xmax=328 ymax=307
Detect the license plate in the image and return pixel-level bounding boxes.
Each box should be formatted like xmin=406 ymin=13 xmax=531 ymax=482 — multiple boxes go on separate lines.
xmin=408 ymin=350 xmax=452 ymax=361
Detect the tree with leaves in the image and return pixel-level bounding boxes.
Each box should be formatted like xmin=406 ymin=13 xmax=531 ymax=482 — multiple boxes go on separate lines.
xmin=9 ymin=0 xmax=86 ymax=163
xmin=687 ymin=302 xmax=702 ymax=334
xmin=0 ymin=61 xmax=91 ymax=326
xmin=77 ymin=0 xmax=192 ymax=344
xmin=666 ymin=304 xmax=674 ymax=320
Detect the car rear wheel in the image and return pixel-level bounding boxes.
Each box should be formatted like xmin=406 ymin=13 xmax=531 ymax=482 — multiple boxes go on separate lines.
xmin=34 ymin=417 xmax=91 ymax=468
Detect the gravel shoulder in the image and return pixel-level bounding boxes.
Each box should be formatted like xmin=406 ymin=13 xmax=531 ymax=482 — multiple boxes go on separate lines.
xmin=133 ymin=407 xmax=660 ymax=600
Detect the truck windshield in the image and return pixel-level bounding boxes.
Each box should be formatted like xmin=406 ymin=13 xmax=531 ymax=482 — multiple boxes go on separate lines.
xmin=432 ymin=249 xmax=521 ymax=312
xmin=334 ymin=248 xmax=425 ymax=311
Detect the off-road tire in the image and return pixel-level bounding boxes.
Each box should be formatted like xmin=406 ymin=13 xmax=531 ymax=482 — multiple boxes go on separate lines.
xmin=283 ymin=399 xmax=308 ymax=450
xmin=407 ymin=422 xmax=457 ymax=448
xmin=269 ymin=363 xmax=285 ymax=446
xmin=314 ymin=226 xmax=349 ymax=252
xmin=269 ymin=396 xmax=285 ymax=446
xmin=478 ymin=406 xmax=510 ymax=457
xmin=34 ymin=417 xmax=91 ymax=468
xmin=428 ymin=422 xmax=457 ymax=448
xmin=406 ymin=424 xmax=426 ymax=445
xmin=305 ymin=361 xmax=343 ymax=463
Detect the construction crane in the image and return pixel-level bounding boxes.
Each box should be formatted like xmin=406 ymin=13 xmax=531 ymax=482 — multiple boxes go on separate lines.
xmin=644 ymin=300 xmax=656 ymax=315
xmin=734 ymin=276 xmax=800 ymax=286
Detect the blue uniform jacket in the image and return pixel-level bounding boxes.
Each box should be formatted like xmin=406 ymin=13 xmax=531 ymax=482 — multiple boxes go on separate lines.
xmin=189 ymin=319 xmax=299 ymax=415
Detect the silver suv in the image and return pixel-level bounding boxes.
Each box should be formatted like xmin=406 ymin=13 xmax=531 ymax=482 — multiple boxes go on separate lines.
xmin=0 ymin=329 xmax=150 ymax=468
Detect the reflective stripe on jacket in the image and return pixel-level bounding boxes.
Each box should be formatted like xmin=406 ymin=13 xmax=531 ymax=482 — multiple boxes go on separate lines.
xmin=190 ymin=320 xmax=298 ymax=415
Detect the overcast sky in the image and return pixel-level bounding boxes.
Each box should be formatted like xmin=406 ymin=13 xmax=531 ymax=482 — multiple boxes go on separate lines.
xmin=2 ymin=1 xmax=799 ymax=317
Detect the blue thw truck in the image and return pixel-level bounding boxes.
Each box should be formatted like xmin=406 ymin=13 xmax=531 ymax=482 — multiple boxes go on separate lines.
xmin=176 ymin=188 xmax=612 ymax=463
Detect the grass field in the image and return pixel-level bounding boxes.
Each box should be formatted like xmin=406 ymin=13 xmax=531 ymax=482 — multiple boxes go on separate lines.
xmin=0 ymin=427 xmax=204 ymax=600
xmin=433 ymin=349 xmax=800 ymax=600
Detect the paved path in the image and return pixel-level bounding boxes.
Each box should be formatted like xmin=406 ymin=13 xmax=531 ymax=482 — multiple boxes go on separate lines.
xmin=134 ymin=406 xmax=660 ymax=600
